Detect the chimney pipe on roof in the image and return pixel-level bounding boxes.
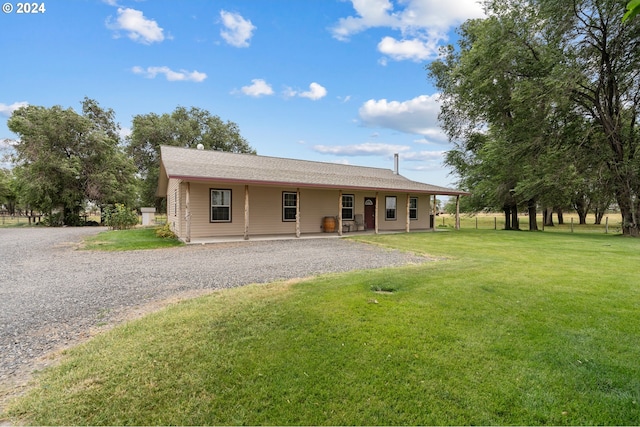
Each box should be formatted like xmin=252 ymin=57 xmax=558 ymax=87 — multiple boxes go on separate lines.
xmin=394 ymin=153 xmax=399 ymax=175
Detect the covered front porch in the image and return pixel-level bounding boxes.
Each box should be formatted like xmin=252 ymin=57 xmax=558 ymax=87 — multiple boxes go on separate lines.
xmin=179 ymin=182 xmax=463 ymax=243
xmin=185 ymin=228 xmax=445 ymax=245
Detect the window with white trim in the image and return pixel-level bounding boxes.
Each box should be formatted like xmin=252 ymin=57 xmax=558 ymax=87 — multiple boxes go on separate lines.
xmin=210 ymin=189 xmax=231 ymax=222
xmin=283 ymin=192 xmax=297 ymax=221
xmin=342 ymin=194 xmax=354 ymax=220
xmin=386 ymin=196 xmax=397 ymax=220
xmin=410 ymin=197 xmax=418 ymax=220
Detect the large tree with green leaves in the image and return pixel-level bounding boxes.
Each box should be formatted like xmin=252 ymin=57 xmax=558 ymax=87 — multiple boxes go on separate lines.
xmin=7 ymin=98 xmax=137 ymax=225
xmin=0 ymin=168 xmax=18 ymax=215
xmin=430 ymin=0 xmax=640 ymax=235
xmin=126 ymin=106 xmax=255 ymax=209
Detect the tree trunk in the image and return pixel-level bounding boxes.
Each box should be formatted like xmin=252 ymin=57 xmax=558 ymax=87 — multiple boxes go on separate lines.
xmin=615 ymin=184 xmax=640 ymax=236
xmin=544 ymin=208 xmax=554 ymax=226
xmin=503 ymin=205 xmax=511 ymax=230
xmin=511 ymin=205 xmax=519 ymax=230
xmin=556 ymin=208 xmax=564 ymax=225
xmin=527 ymin=199 xmax=538 ymax=231
xmin=594 ymin=208 xmax=605 ymax=225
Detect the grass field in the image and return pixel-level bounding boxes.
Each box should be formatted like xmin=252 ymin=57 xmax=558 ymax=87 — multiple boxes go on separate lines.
xmin=81 ymin=227 xmax=182 ymax=251
xmin=3 ymin=229 xmax=640 ymax=425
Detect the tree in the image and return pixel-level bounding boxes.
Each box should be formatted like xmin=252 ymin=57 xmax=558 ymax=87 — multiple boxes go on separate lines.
xmin=429 ymin=2 xmax=563 ymax=230
xmin=623 ymin=0 xmax=640 ymax=21
xmin=7 ymin=98 xmax=137 ymax=225
xmin=429 ymin=0 xmax=640 ymax=235
xmin=0 ymin=168 xmax=17 ymax=214
xmin=126 ymin=106 xmax=256 ymax=209
xmin=559 ymin=0 xmax=640 ymax=235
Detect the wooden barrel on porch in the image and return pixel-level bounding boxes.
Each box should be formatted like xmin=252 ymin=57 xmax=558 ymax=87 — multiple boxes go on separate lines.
xmin=323 ymin=216 xmax=336 ymax=232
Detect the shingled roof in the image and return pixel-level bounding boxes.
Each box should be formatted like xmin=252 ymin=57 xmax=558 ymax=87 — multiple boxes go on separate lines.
xmin=158 ymin=145 xmax=467 ymax=196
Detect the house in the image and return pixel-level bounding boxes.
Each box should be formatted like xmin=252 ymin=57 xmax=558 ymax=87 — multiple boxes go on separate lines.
xmin=157 ymin=145 xmax=468 ymax=242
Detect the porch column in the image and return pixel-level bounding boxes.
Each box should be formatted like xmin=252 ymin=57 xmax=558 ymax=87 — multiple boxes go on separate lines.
xmin=432 ymin=194 xmax=437 ymax=232
xmin=338 ymin=190 xmax=343 ymax=236
xmin=456 ymin=195 xmax=461 ymax=230
xmin=185 ymin=182 xmax=191 ymax=243
xmin=295 ymin=188 xmax=301 ymax=238
xmin=406 ymin=193 xmax=411 ymax=233
xmin=244 ymin=185 xmax=249 ymax=240
xmin=375 ymin=192 xmax=379 ymax=234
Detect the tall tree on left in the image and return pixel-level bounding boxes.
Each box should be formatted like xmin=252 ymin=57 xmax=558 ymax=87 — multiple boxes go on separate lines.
xmin=7 ymin=98 xmax=137 ymax=225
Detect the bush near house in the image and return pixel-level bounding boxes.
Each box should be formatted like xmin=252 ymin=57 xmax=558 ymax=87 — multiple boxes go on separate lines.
xmin=103 ymin=204 xmax=138 ymax=230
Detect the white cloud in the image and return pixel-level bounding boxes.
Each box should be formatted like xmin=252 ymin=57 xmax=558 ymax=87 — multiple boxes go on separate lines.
xmin=106 ymin=7 xmax=165 ymax=44
xmin=312 ymin=142 xmax=411 ymax=157
xmin=0 ymin=138 xmax=17 ymax=148
xmin=377 ymin=35 xmax=440 ymax=61
xmin=286 ymin=82 xmax=328 ymax=100
xmin=358 ymin=94 xmax=447 ymax=142
xmin=240 ymin=79 xmax=274 ymax=97
xmin=118 ymin=126 xmax=132 ymax=140
xmin=132 ymin=66 xmax=207 ymax=82
xmin=401 ymin=150 xmax=446 ymax=161
xmin=220 ymin=10 xmax=256 ymax=48
xmin=0 ymin=101 xmax=28 ymax=117
xmin=300 ymin=82 xmax=327 ymax=100
xmin=331 ymin=0 xmax=485 ymax=62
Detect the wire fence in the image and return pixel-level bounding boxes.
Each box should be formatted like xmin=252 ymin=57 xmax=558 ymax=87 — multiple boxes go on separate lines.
xmin=438 ymin=213 xmax=621 ymax=234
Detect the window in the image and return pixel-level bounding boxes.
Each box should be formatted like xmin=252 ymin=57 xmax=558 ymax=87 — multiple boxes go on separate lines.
xmin=410 ymin=197 xmax=418 ymax=220
xmin=283 ymin=192 xmax=298 ymax=221
xmin=385 ymin=196 xmax=397 ymax=220
xmin=342 ymin=194 xmax=354 ymax=220
xmin=210 ymin=189 xmax=231 ymax=222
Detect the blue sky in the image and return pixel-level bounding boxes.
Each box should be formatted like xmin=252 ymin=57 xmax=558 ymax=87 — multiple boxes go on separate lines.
xmin=0 ymin=0 xmax=484 ymax=188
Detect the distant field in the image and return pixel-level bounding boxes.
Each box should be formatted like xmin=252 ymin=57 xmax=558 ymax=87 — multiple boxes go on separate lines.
xmin=439 ymin=212 xmax=621 ymax=234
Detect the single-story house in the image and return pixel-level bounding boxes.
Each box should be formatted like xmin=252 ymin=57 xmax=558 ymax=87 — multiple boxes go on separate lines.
xmin=157 ymin=145 xmax=468 ymax=242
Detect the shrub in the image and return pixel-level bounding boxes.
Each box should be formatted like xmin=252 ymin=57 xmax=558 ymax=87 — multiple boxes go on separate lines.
xmin=155 ymin=223 xmax=177 ymax=239
xmin=103 ymin=204 xmax=139 ymax=230
xmin=42 ymin=212 xmax=64 ymax=227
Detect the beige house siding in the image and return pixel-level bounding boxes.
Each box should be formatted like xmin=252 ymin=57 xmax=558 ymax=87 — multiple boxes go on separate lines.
xmin=167 ymin=179 xmax=182 ymax=236
xmin=167 ymin=180 xmax=434 ymax=239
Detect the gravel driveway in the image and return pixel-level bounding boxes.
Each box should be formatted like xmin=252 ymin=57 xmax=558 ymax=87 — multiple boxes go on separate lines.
xmin=0 ymin=227 xmax=427 ymax=401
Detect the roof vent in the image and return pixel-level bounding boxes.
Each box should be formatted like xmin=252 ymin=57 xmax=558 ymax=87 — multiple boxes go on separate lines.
xmin=196 ymin=143 xmax=204 ymax=150
xmin=394 ymin=153 xmax=399 ymax=174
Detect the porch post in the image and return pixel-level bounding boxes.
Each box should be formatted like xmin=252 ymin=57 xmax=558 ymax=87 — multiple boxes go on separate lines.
xmin=338 ymin=190 xmax=343 ymax=236
xmin=244 ymin=185 xmax=249 ymax=240
xmin=432 ymin=194 xmax=437 ymax=232
xmin=185 ymin=182 xmax=191 ymax=243
xmin=406 ymin=193 xmax=411 ymax=233
xmin=295 ymin=188 xmax=301 ymax=238
xmin=456 ymin=195 xmax=461 ymax=230
xmin=375 ymin=192 xmax=379 ymax=234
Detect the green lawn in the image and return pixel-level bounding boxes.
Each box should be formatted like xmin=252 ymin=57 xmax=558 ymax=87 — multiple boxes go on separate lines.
xmin=81 ymin=227 xmax=183 ymax=251
xmin=4 ymin=230 xmax=640 ymax=425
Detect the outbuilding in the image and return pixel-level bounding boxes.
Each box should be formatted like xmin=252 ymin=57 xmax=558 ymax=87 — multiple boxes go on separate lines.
xmin=157 ymin=145 xmax=467 ymax=242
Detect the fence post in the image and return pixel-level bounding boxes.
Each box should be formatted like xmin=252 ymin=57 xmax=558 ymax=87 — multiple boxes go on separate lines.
xmin=476 ymin=216 xmax=478 ymax=229
xmin=571 ymin=217 xmax=574 ymax=233
xmin=494 ymin=217 xmax=496 ymax=230
xmin=605 ymin=216 xmax=608 ymax=234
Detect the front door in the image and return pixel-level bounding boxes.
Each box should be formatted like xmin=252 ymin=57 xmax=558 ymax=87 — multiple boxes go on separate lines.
xmin=364 ymin=197 xmax=375 ymax=230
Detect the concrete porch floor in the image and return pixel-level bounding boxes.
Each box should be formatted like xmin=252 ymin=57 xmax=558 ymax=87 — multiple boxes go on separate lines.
xmin=185 ymin=228 xmax=436 ymax=245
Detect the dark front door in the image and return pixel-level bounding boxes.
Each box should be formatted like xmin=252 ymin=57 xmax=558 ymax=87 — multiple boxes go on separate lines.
xmin=364 ymin=197 xmax=375 ymax=230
